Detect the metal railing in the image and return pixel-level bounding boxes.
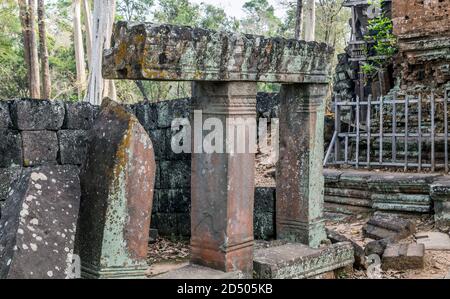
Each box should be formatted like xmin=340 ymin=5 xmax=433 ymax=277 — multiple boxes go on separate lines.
xmin=324 ymin=89 xmax=450 ymax=172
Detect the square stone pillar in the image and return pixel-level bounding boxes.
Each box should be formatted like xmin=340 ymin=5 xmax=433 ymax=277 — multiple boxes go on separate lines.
xmin=276 ymin=83 xmax=328 ymax=248
xmin=190 ymin=81 xmax=257 ymax=275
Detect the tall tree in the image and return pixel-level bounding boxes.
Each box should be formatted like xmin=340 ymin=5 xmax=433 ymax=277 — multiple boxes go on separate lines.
xmin=18 ymin=0 xmax=41 ymax=98
xmin=241 ymin=0 xmax=282 ymax=36
xmin=294 ymin=0 xmax=303 ymax=40
xmin=82 ymin=0 xmax=92 ymax=66
xmin=117 ymin=0 xmax=154 ymax=22
xmin=73 ymin=0 xmax=86 ymax=99
xmin=304 ymin=0 xmax=316 ymax=41
xmin=84 ymin=0 xmax=116 ymax=105
xmin=37 ymin=0 xmax=51 ymax=98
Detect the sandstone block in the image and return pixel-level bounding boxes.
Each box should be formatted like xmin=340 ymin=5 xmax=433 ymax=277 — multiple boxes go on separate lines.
xmin=0 ymin=130 xmax=22 ymax=167
xmin=0 ymin=166 xmax=81 ymax=279
xmin=21 ymin=131 xmax=58 ymax=166
xmin=11 ymin=99 xmax=65 ymax=130
xmin=58 ymin=130 xmax=88 ymax=165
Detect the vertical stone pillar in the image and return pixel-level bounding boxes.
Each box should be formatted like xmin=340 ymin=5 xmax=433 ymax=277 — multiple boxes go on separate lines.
xmin=276 ymin=83 xmax=328 ymax=248
xmin=190 ymin=82 xmax=257 ymax=275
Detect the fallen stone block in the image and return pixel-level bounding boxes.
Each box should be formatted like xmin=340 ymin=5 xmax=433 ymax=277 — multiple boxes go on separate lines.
xmin=63 ymin=102 xmax=94 ymax=130
xmin=10 ymin=99 xmax=65 ymax=130
xmin=416 ymin=232 xmax=450 ymax=251
xmin=253 ymin=242 xmax=354 ymax=279
xmin=77 ymin=99 xmax=156 ymax=279
xmin=363 ymin=214 xmax=416 ymax=241
xmin=326 ymin=229 xmax=366 ymax=269
xmin=22 ymin=131 xmax=58 ymax=166
xmin=0 ymin=165 xmax=80 ymax=279
xmin=152 ymin=264 xmax=244 ymax=279
xmin=0 ymin=130 xmax=22 ymax=167
xmin=382 ymin=243 xmax=425 ymax=271
xmin=365 ymin=238 xmax=391 ymax=257
xmin=58 ymin=130 xmax=88 ymax=165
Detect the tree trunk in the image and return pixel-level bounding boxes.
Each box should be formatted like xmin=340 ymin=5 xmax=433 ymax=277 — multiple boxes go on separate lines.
xmin=28 ymin=0 xmax=41 ymax=98
xmin=84 ymin=0 xmax=116 ymax=105
xmin=73 ymin=0 xmax=86 ymax=99
xmin=304 ymin=0 xmax=316 ymax=42
xmin=18 ymin=0 xmax=31 ymax=94
xmin=38 ymin=0 xmax=51 ymax=98
xmin=19 ymin=0 xmax=41 ymax=98
xmin=82 ymin=0 xmax=93 ymax=66
xmin=294 ymin=0 xmax=303 ymax=40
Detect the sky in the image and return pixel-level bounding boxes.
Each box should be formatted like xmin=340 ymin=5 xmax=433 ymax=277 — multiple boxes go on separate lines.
xmin=189 ymin=0 xmax=287 ymax=20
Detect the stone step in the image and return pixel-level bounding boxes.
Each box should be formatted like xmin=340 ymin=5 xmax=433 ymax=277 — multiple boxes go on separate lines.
xmin=253 ymin=242 xmax=354 ymax=279
xmin=325 ymin=195 xmax=372 ymax=207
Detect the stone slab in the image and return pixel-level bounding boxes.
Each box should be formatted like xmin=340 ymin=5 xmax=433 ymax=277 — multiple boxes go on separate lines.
xmin=0 ymin=165 xmax=81 ymax=279
xmin=253 ymin=242 xmax=354 ymax=279
xmin=152 ymin=264 xmax=244 ymax=279
xmin=10 ymin=99 xmax=65 ymax=130
xmin=416 ymin=232 xmax=450 ymax=251
xmin=382 ymin=243 xmax=425 ymax=271
xmin=103 ymin=22 xmax=333 ymax=83
xmin=21 ymin=131 xmax=58 ymax=166
xmin=77 ymin=99 xmax=156 ymax=279
xmin=338 ymin=171 xmax=372 ymax=190
xmin=324 ymin=202 xmax=372 ymax=215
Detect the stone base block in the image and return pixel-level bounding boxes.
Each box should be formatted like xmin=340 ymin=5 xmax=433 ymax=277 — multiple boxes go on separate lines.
xmin=81 ymin=263 xmax=148 ymax=279
xmin=253 ymin=242 xmax=354 ymax=279
xmin=382 ymin=243 xmax=425 ymax=271
xmin=372 ymin=193 xmax=431 ymax=213
xmin=368 ymin=173 xmax=440 ymax=194
xmin=152 ymin=264 xmax=244 ymax=279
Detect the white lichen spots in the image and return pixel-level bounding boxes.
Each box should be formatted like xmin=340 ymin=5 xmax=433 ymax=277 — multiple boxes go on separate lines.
xmin=30 ymin=243 xmax=37 ymax=251
xmin=36 ymin=236 xmax=43 ymax=242
xmin=22 ymin=244 xmax=29 ymax=250
xmin=26 ymin=225 xmax=36 ymax=232
xmin=61 ymin=233 xmax=66 ymax=238
xmin=68 ymin=204 xmax=72 ymax=209
xmin=26 ymin=195 xmax=35 ymax=202
xmin=30 ymin=218 xmax=39 ymax=226
xmin=31 ymin=172 xmax=48 ymax=181
xmin=20 ymin=209 xmax=29 ymax=218
xmin=57 ymin=231 xmax=61 ymax=236
xmin=18 ymin=228 xmax=24 ymax=235
xmin=13 ymin=245 xmax=18 ymax=251
xmin=47 ymin=271 xmax=53 ymax=277
xmin=35 ymin=184 xmax=42 ymax=190
xmin=7 ymin=259 xmax=11 ymax=266
xmin=64 ymin=247 xmax=69 ymax=253
xmin=51 ymin=179 xmax=56 ymax=183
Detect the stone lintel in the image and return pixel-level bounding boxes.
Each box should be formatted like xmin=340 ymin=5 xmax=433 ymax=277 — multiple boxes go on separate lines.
xmin=103 ymin=22 xmax=333 ymax=83
xmin=253 ymin=242 xmax=354 ymax=279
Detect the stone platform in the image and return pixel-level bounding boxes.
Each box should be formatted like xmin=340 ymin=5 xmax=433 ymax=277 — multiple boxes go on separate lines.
xmin=253 ymin=242 xmax=354 ymax=279
xmin=152 ymin=264 xmax=244 ymax=279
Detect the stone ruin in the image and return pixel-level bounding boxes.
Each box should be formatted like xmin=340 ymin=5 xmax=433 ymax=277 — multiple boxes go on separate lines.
xmin=0 ymin=21 xmax=357 ymax=279
xmin=2 ymin=19 xmax=449 ymax=279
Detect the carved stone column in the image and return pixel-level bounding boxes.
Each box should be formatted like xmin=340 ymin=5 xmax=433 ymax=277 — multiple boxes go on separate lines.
xmin=276 ymin=83 xmax=328 ymax=248
xmin=190 ymin=81 xmax=257 ymax=275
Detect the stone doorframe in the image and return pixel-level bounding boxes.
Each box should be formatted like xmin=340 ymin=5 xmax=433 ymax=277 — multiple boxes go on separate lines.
xmin=103 ymin=22 xmax=334 ymax=276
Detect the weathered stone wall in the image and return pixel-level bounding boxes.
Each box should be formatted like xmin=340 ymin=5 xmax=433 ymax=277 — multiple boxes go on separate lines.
xmin=0 ymin=95 xmax=279 ymax=239
xmin=392 ymin=0 xmax=450 ymax=89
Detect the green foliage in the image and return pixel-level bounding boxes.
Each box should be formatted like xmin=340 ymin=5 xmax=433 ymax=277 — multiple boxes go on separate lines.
xmin=117 ymin=0 xmax=154 ymax=22
xmin=240 ymin=0 xmax=282 ymax=37
xmin=362 ymin=10 xmax=397 ymax=75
